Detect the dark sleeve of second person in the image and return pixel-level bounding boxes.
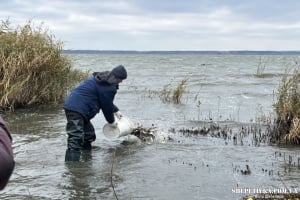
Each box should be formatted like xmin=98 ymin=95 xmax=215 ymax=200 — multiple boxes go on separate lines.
xmin=0 ymin=116 xmax=15 ymax=190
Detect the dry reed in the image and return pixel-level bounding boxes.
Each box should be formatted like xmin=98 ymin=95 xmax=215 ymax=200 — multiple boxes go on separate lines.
xmin=274 ymin=69 xmax=300 ymax=144
xmin=159 ymin=78 xmax=188 ymax=104
xmin=0 ymin=19 xmax=87 ymax=110
xmin=255 ymin=56 xmax=268 ymax=78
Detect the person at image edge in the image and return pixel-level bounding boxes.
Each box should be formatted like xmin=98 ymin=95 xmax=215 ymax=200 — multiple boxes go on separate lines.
xmin=0 ymin=116 xmax=15 ymax=190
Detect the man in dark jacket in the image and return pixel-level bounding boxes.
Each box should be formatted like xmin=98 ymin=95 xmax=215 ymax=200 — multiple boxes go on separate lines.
xmin=63 ymin=65 xmax=127 ymax=161
xmin=0 ymin=116 xmax=14 ymax=190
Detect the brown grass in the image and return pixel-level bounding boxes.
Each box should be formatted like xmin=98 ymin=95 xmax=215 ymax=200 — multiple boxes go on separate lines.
xmin=255 ymin=56 xmax=269 ymax=78
xmin=274 ymin=69 xmax=300 ymax=144
xmin=0 ymin=19 xmax=87 ymax=110
xmin=159 ymin=78 xmax=188 ymax=104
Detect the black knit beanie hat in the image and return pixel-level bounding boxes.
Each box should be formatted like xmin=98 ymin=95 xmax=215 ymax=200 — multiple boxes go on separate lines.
xmin=111 ymin=65 xmax=127 ymax=80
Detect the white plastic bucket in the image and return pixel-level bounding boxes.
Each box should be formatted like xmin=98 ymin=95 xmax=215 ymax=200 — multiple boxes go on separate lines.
xmin=103 ymin=115 xmax=135 ymax=140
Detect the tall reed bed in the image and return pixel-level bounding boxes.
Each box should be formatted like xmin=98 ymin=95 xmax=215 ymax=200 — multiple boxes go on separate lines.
xmin=274 ymin=69 xmax=300 ymax=144
xmin=0 ymin=19 xmax=87 ymax=110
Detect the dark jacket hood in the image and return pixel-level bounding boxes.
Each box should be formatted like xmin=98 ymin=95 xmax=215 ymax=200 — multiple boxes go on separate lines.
xmin=92 ymin=71 xmax=119 ymax=86
xmin=93 ymin=65 xmax=127 ymax=85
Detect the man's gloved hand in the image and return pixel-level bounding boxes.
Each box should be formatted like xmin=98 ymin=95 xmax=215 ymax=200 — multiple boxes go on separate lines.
xmin=108 ymin=121 xmax=118 ymax=128
xmin=114 ymin=111 xmax=123 ymax=119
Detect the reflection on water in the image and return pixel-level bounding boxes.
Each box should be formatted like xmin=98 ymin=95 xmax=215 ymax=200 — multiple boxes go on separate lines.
xmin=1 ymin=54 xmax=300 ymax=200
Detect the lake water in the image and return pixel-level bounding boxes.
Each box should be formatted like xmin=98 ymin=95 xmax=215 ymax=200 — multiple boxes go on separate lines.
xmin=1 ymin=52 xmax=300 ymax=200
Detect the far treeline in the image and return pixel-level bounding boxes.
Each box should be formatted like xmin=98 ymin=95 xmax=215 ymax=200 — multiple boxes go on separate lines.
xmin=0 ymin=19 xmax=299 ymax=145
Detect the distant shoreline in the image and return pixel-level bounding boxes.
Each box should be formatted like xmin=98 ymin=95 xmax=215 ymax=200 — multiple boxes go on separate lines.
xmin=62 ymin=50 xmax=300 ymax=55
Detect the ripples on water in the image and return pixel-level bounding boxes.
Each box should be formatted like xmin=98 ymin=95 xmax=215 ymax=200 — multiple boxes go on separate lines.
xmin=1 ymin=53 xmax=300 ymax=200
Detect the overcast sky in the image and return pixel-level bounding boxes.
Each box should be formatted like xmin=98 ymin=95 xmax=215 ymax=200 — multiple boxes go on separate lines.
xmin=1 ymin=0 xmax=300 ymax=51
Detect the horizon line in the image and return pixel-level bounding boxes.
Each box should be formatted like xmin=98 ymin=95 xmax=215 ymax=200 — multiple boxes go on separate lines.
xmin=62 ymin=49 xmax=300 ymax=55
xmin=63 ymin=49 xmax=300 ymax=52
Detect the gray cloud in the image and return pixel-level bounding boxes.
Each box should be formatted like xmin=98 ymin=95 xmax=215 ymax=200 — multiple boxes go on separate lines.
xmin=1 ymin=0 xmax=300 ymax=50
